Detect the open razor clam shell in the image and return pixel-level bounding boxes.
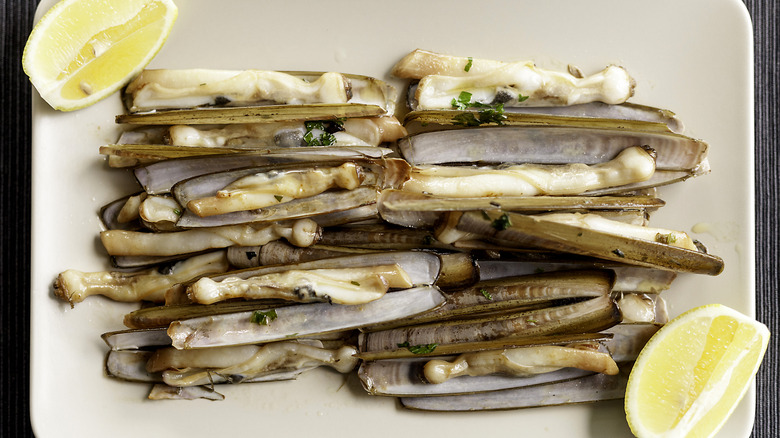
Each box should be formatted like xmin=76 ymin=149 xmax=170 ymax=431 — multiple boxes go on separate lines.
xmin=359 ymin=293 xmax=621 ymax=353
xmin=399 ymin=363 xmax=632 ymax=411
xmin=453 ymin=211 xmax=724 ymax=275
xmin=376 ymin=190 xmax=662 ymax=230
xmin=133 ymin=147 xmax=394 ymax=195
xmin=167 ymin=286 xmax=447 ymax=349
xmin=208 ymin=250 xmax=441 ymax=285
xmin=105 ymin=349 xmax=160 ymax=383
xmin=402 ymin=103 xmax=684 ymax=134
xmin=397 ymin=124 xmax=708 ymax=172
xmin=176 ymin=187 xmax=381 ymax=228
xmin=123 ymin=70 xmax=397 ymax=114
xmin=358 ymin=344 xmax=608 ymax=397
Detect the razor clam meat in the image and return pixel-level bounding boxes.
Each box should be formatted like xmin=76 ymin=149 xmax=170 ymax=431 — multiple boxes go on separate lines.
xmin=400 ymin=146 xmax=655 ymax=198
xmin=186 ymin=162 xmax=368 ymax=217
xmin=99 ymin=218 xmax=320 ymax=257
xmin=423 ymin=344 xmax=619 ymax=384
xmin=151 ymin=341 xmax=359 ymax=387
xmin=54 ymin=251 xmax=229 ymax=304
xmin=188 ymin=264 xmax=413 ymax=305
xmin=416 ymin=64 xmax=634 ymax=110
xmin=125 ymin=69 xmax=395 ymax=113
xmin=166 ymin=116 xmax=406 ymax=148
xmin=147 ymin=385 xmax=225 ymax=401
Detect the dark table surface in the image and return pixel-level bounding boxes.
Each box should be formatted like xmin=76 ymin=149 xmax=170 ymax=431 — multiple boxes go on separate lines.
xmin=2 ymin=1 xmax=777 ymax=436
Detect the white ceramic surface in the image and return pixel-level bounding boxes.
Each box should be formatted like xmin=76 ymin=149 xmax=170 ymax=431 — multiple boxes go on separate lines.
xmin=30 ymin=0 xmax=755 ymax=437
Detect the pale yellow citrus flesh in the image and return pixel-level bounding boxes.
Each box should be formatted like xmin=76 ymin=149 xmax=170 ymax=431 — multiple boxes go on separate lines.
xmin=23 ymin=0 xmax=177 ymax=111
xmin=625 ymin=304 xmax=769 ymax=438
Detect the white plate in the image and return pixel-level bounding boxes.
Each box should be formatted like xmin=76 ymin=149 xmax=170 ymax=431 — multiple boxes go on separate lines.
xmin=29 ymin=0 xmax=755 ymax=436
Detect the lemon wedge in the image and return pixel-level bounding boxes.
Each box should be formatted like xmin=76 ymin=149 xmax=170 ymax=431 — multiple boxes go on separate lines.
xmin=625 ymin=303 xmax=769 ymax=438
xmin=22 ymin=0 xmax=178 ymax=111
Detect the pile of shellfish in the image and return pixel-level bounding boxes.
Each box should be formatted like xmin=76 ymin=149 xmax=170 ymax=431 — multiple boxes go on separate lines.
xmin=54 ymin=49 xmax=721 ymax=407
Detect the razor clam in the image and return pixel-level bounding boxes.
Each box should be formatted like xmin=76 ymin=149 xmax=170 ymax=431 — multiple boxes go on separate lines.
xmin=603 ymin=323 xmax=661 ymax=362
xmin=168 ymin=286 xmax=447 ymax=349
xmin=103 ymin=328 xmax=172 ymax=350
xmin=99 ymin=218 xmax=320 ymax=257
xmin=124 ymin=69 xmax=396 ymax=113
xmin=53 ymin=251 xmax=230 ymax=304
xmin=154 ymin=341 xmax=358 ymax=387
xmin=187 ymin=264 xmax=413 ymax=305
xmin=164 ymin=116 xmax=406 ymax=148
xmin=133 ymin=146 xmax=393 ymax=194
xmin=359 ymin=293 xmax=621 ymax=353
xmin=391 ymin=49 xmax=634 ymax=109
xmin=397 ymin=125 xmax=707 ymax=172
xmin=317 ymin=224 xmax=443 ymax=250
xmin=403 ymin=103 xmax=684 ymax=134
xmin=399 ymin=363 xmax=631 ymax=411
xmin=358 ymin=341 xmax=615 ymax=397
xmin=365 ymin=269 xmax=614 ymax=331
xmin=476 ymin=260 xmax=677 ymax=294
xmin=400 ymin=146 xmax=656 ymax=198
xmin=173 ymin=159 xmax=409 ymax=215
xmin=444 ymin=211 xmax=724 ymax=275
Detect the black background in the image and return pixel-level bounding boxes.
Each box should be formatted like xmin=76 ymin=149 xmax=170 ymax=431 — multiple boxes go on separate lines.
xmin=2 ymin=1 xmax=777 ymax=436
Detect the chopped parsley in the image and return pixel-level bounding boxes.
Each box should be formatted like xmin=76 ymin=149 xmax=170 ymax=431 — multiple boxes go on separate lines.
xmin=274 ymin=194 xmax=284 ymax=202
xmin=303 ymin=120 xmax=343 ymax=146
xmin=450 ymin=91 xmax=508 ymax=126
xmin=397 ymin=342 xmax=438 ymax=355
xmin=249 ymin=309 xmax=278 ymax=325
xmin=612 ymin=248 xmax=626 ymax=258
xmin=350 ymin=281 xmax=361 ymax=287
xmin=480 ymin=288 xmax=493 ymax=300
xmin=491 ymin=213 xmax=512 ymax=231
xmin=464 ymin=57 xmax=473 ymax=72
xmin=173 ymin=208 xmax=182 ymax=216
xmin=422 ymin=234 xmax=436 ymax=245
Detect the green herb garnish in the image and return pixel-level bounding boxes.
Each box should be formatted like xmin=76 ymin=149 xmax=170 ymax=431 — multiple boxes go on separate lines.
xmin=491 ymin=213 xmax=512 ymax=231
xmin=516 ymin=93 xmax=529 ymax=102
xmin=274 ymin=195 xmax=284 ymax=202
xmin=464 ymin=57 xmax=473 ymax=72
xmin=480 ymin=288 xmax=493 ymax=300
xmin=350 ymin=281 xmax=361 ymax=287
xmin=173 ymin=208 xmax=182 ymax=216
xmin=302 ymin=120 xmax=341 ymax=146
xmin=250 ymin=309 xmax=278 ymax=325
xmin=612 ymin=248 xmax=626 ymax=258
xmin=397 ymin=341 xmax=439 ymax=355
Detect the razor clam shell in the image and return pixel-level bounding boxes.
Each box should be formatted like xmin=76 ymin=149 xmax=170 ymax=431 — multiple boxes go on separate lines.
xmin=134 ymin=147 xmax=393 ymax=195
xmin=403 ymin=102 xmax=684 ymax=134
xmin=360 ymin=293 xmax=621 ymax=353
xmin=117 ymin=104 xmax=387 ymax=125
xmin=227 ymin=242 xmax=347 ymax=269
xmin=359 ymin=357 xmax=594 ymax=397
xmin=603 ymin=324 xmax=660 ymax=362
xmin=168 ymin=286 xmax=447 ymax=349
xmin=102 ymin=328 xmax=172 ymax=351
xmin=176 ymin=188 xmax=381 ymax=228
xmin=456 ymin=211 xmax=724 ymax=275
xmin=105 ymin=350 xmax=160 ymax=383
xmin=399 ymin=363 xmax=631 ymax=411
xmin=147 ymin=384 xmax=225 ymax=401
xmin=476 ymin=261 xmax=676 ymax=293
xmin=397 ymin=125 xmax=707 ymax=172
